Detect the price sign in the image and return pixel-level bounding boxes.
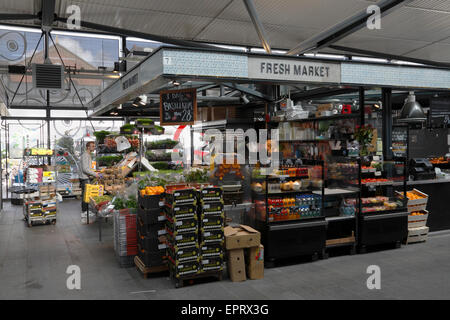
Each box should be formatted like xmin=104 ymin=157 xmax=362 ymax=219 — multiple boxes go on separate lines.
xmin=160 ymin=88 xmax=197 ymax=125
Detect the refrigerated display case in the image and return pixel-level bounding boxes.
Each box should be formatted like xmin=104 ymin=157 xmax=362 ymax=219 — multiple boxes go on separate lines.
xmin=357 ymin=157 xmax=408 ymax=251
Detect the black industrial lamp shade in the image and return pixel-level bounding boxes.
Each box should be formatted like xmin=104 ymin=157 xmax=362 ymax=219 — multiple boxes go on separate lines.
xmin=398 ymin=92 xmax=426 ymax=123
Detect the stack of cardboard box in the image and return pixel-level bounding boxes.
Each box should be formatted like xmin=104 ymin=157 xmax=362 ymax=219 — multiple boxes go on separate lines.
xmin=199 ymin=187 xmax=225 ymax=273
xmin=224 ymin=225 xmax=264 ymax=282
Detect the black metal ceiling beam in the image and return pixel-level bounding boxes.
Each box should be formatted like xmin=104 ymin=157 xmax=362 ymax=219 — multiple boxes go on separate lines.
xmin=8 ymin=105 xmax=87 ymax=110
xmin=329 ymin=45 xmax=450 ymax=69
xmin=287 ymin=0 xmax=406 ymax=55
xmin=222 ymin=83 xmax=274 ymax=101
xmin=2 ymin=116 xmax=122 ymax=121
xmin=0 ymin=14 xmax=38 ymax=21
xmin=243 ymin=0 xmax=271 ymax=53
xmin=291 ymin=87 xmax=359 ymax=100
xmin=40 ymin=0 xmax=56 ymax=28
xmin=55 ymin=17 xmax=216 ymax=50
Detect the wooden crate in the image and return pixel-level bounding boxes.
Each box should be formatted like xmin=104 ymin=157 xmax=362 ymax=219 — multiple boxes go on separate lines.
xmin=405 ymin=226 xmax=429 ymax=244
xmin=134 ymin=255 xmax=168 ymax=279
xmin=408 ymin=210 xmax=429 ymax=228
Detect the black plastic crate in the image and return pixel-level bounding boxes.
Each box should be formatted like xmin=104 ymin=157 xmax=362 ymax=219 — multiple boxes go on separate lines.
xmin=200 ymin=242 xmax=224 ymax=257
xmin=138 ymin=230 xmax=167 ymax=252
xmin=166 ymin=229 xmax=198 ymax=247
xmin=200 ymin=228 xmax=225 ymax=243
xmin=199 ymin=187 xmax=223 ymax=202
xmin=164 ymin=203 xmax=197 ymax=219
xmin=165 ymin=189 xmax=197 ymax=204
xmin=200 ymin=216 xmax=224 ymax=230
xmin=200 ymin=256 xmax=224 ymax=272
xmin=166 ymin=215 xmax=198 ymax=234
xmin=138 ymin=245 xmax=166 ymax=267
xmin=137 ymin=205 xmax=166 ymax=225
xmin=200 ymin=201 xmax=224 ymax=215
xmin=138 ymin=192 xmax=165 ymax=209
xmin=168 ymin=256 xmax=200 ymax=278
xmin=167 ymin=243 xmax=200 ymax=262
xmin=137 ymin=217 xmax=166 ymax=236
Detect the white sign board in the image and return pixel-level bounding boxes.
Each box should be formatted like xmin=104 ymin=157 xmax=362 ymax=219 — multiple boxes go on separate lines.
xmin=248 ymin=57 xmax=341 ymax=83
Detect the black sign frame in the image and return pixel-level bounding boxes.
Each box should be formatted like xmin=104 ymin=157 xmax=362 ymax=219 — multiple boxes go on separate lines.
xmin=159 ymin=88 xmax=197 ymax=126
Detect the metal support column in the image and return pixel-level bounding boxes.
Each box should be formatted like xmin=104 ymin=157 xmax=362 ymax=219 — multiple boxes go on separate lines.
xmin=359 ymin=87 xmax=365 ymax=126
xmin=382 ymin=88 xmax=393 ymax=160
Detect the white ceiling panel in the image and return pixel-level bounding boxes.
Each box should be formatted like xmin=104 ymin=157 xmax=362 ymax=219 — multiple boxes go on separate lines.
xmin=61 ymin=2 xmax=212 ymax=39
xmin=60 ymin=0 xmax=229 ymax=18
xmin=354 ymin=6 xmax=450 ymax=43
xmin=407 ymin=0 xmax=450 ymax=11
xmin=335 ymin=34 xmax=430 ymax=56
xmin=218 ymin=0 xmax=373 ymax=30
xmin=405 ymin=42 xmax=450 ymax=63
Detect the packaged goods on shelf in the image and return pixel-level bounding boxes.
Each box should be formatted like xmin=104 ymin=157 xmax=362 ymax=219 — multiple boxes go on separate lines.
xmin=201 ymin=256 xmax=223 ymax=272
xmin=200 ymin=216 xmax=225 ymax=230
xmin=199 ymin=201 xmax=224 ymax=216
xmin=168 ymin=257 xmax=200 ymax=278
xmin=167 ymin=243 xmax=199 ymax=262
xmin=165 ymin=188 xmax=197 ymax=204
xmin=166 ymin=215 xmax=198 ymax=234
xmin=199 ymin=187 xmax=223 ymax=202
xmin=201 ymin=228 xmax=224 ymax=243
xmin=166 ymin=230 xmax=198 ymax=247
xmin=164 ymin=203 xmax=197 ymax=219
xmin=200 ymin=242 xmax=224 ymax=257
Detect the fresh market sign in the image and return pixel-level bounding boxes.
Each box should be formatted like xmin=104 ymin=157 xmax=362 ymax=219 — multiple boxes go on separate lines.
xmin=248 ymin=57 xmax=341 ymax=83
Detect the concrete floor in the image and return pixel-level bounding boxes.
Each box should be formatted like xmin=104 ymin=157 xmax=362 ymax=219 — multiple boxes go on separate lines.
xmin=1 ymin=199 xmax=449 ymax=300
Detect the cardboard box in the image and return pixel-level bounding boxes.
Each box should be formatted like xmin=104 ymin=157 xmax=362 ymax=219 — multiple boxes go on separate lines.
xmin=227 ymin=249 xmax=246 ymax=282
xmin=246 ymin=245 xmax=264 ymax=280
xmin=224 ymin=225 xmax=261 ymax=250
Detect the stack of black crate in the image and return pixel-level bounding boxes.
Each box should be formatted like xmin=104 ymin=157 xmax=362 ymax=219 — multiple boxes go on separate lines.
xmin=199 ymin=187 xmax=225 ymax=273
xmin=137 ymin=192 xmax=167 ymax=268
xmin=165 ymin=188 xmax=200 ymax=278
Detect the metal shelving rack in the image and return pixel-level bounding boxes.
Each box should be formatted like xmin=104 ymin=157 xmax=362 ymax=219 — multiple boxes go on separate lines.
xmin=22 ymin=141 xmax=58 ymax=227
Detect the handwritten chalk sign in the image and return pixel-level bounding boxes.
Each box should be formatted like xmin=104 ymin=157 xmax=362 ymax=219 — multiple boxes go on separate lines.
xmin=160 ymin=88 xmax=197 ymax=125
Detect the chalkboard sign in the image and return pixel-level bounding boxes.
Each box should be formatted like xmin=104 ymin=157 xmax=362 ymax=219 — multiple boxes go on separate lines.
xmin=160 ymin=88 xmax=197 ymax=125
xmin=430 ymin=98 xmax=450 ymax=126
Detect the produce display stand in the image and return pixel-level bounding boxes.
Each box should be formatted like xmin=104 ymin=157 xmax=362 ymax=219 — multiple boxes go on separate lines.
xmin=22 ymin=148 xmax=58 ymax=227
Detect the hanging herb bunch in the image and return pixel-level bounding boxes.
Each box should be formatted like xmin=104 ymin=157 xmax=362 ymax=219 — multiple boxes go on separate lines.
xmin=354 ymin=124 xmax=374 ymax=156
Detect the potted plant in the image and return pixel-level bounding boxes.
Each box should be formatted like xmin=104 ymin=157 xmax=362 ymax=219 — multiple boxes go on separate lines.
xmin=355 ymin=125 xmax=374 ymax=156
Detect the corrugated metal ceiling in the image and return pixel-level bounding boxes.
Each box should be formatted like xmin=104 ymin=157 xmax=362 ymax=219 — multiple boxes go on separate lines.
xmin=1 ymin=0 xmax=450 ymax=62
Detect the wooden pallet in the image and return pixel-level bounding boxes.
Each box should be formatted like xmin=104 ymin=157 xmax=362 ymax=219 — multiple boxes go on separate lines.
xmin=134 ymin=255 xmax=168 ymax=279
xmin=170 ymin=269 xmax=223 ymax=288
xmin=405 ymin=226 xmax=429 ymax=244
xmin=326 ymin=235 xmax=356 ymax=247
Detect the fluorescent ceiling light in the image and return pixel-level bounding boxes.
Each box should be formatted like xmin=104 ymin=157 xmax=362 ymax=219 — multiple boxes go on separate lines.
xmin=211 ymin=44 xmax=247 ymax=52
xmin=52 ymin=30 xmax=121 ymax=40
xmin=126 ymin=37 xmax=161 ymax=44
xmin=352 ymin=56 xmax=388 ymax=63
xmin=0 ymin=24 xmax=41 ymax=33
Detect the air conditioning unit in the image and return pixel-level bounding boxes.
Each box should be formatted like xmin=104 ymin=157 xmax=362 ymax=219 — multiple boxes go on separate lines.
xmin=32 ymin=63 xmax=64 ymax=90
